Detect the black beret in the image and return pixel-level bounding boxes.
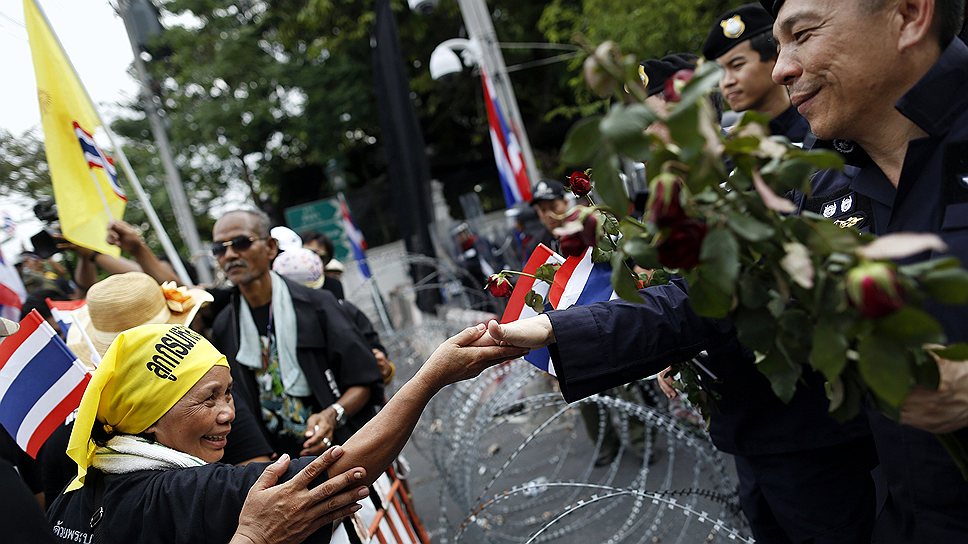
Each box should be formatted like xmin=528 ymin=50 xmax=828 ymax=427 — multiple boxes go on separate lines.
xmin=530 ymin=179 xmax=566 ymax=205
xmin=702 ymin=3 xmax=775 ymax=60
xmin=639 ymin=53 xmax=698 ymax=97
xmin=759 ymin=0 xmax=783 ymax=17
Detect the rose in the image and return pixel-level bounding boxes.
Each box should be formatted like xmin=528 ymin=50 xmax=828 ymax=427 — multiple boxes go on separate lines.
xmin=648 ymin=174 xmax=687 ymax=228
xmin=657 ymin=219 xmax=708 ymax=269
xmin=846 ymin=262 xmax=905 ymax=318
xmin=555 ymin=213 xmax=599 ymax=258
xmin=567 ymin=171 xmax=593 ymax=198
xmin=583 ymin=41 xmax=622 ymax=98
xmin=662 ymin=69 xmax=694 ymax=103
xmin=484 ymin=274 xmax=513 ymax=298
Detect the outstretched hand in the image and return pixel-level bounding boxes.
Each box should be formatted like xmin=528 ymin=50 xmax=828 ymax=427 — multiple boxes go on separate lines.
xmin=478 ymin=315 xmax=556 ymax=350
xmin=418 ymin=324 xmax=529 ymax=390
xmin=232 ymin=447 xmax=367 ymax=544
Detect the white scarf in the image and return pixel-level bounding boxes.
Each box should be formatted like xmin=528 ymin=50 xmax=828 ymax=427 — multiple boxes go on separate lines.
xmin=92 ymin=435 xmax=206 ymax=474
xmin=236 ymin=272 xmax=310 ymax=397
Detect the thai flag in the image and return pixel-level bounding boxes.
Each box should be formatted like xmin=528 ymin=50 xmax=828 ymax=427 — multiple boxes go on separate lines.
xmin=547 ymin=248 xmax=617 ymax=310
xmin=501 ymin=244 xmax=565 ymax=375
xmin=73 ymin=121 xmax=126 ymax=202
xmin=503 ymin=246 xmax=615 ymax=375
xmin=0 ymin=248 xmax=26 ymax=322
xmin=46 ymin=298 xmax=86 ymax=340
xmin=0 ymin=310 xmax=90 ymax=457
xmin=337 ymin=193 xmax=371 ymax=279
xmin=481 ymin=68 xmax=532 ymax=207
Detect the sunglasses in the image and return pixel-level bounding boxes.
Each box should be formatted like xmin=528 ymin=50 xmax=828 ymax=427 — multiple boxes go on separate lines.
xmin=211 ymin=236 xmax=264 ymax=257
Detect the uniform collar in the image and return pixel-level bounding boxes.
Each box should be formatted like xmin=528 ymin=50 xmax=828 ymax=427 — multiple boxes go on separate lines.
xmin=768 ymin=105 xmax=804 ymax=136
xmin=895 ymin=39 xmax=968 ymax=138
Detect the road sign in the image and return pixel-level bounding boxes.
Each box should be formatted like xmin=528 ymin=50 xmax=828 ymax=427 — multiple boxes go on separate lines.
xmin=283 ymin=198 xmax=351 ymax=262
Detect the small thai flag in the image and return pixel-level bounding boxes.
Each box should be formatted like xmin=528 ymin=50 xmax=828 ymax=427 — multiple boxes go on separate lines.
xmin=73 ymin=121 xmax=126 ymax=202
xmin=0 ymin=310 xmax=90 ymax=457
xmin=46 ymin=298 xmax=86 ymax=339
xmin=547 ymin=248 xmax=617 ymax=310
xmin=0 ymin=248 xmax=26 ymax=322
xmin=503 ymin=246 xmax=615 ymax=375
xmin=338 ymin=193 xmax=371 ymax=279
xmin=481 ymin=68 xmax=532 ymax=207
xmin=501 ymin=244 xmax=565 ymax=375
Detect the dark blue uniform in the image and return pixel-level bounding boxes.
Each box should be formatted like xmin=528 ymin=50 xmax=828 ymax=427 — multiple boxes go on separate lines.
xmin=795 ymin=39 xmax=968 ymax=543
xmin=546 ymin=108 xmax=877 ymax=542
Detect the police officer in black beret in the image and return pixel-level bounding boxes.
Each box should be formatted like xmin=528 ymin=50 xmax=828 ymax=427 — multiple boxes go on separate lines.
xmin=761 ymin=0 xmax=968 ymax=541
xmin=703 ymin=3 xmax=809 ymax=144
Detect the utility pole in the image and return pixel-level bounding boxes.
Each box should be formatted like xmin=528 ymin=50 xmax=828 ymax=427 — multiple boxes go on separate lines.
xmin=117 ymin=0 xmax=213 ymax=284
xmin=455 ymin=0 xmax=541 ymax=187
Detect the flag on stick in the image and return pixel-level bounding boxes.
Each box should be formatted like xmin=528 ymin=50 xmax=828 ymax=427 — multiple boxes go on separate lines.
xmin=45 ymin=298 xmax=86 ymax=339
xmin=338 ymin=193 xmax=372 ymax=279
xmin=502 ymin=246 xmax=615 ymax=375
xmin=501 ymin=244 xmax=565 ymax=375
xmin=0 ymin=310 xmax=90 ymax=457
xmin=24 ymin=0 xmax=125 ymax=256
xmin=481 ymin=68 xmax=532 ymax=207
xmin=0 ymin=249 xmax=27 ymax=322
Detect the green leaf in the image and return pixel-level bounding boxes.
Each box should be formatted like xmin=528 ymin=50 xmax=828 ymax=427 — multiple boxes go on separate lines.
xmin=738 ymin=273 xmax=771 ymax=308
xmin=734 ymin=308 xmax=777 ymax=353
xmin=591 ymin=151 xmax=629 ymax=219
xmin=810 ymin=323 xmax=849 ymax=381
xmin=623 ymin=237 xmax=660 ymax=269
xmin=618 ymin=216 xmax=649 ymax=238
xmin=921 ymin=268 xmax=968 ymax=304
xmin=756 ymin=350 xmax=801 ymax=403
xmin=827 ymin=375 xmax=865 ymax=423
xmin=773 ymin=159 xmax=819 ymax=193
xmin=929 ymin=343 xmax=968 ymax=361
xmin=591 ymin=246 xmax=612 ymax=263
xmin=699 ymin=228 xmax=741 ymax=297
xmin=561 ymin=116 xmax=604 ymax=165
xmin=899 ymin=256 xmax=962 ymax=276
xmin=600 ymin=104 xmax=655 ymax=160
xmin=602 ymin=215 xmax=621 ymax=237
xmin=858 ymin=334 xmax=913 ymax=407
xmin=806 ymin=219 xmax=863 ymax=254
xmin=534 ymin=263 xmax=560 ymax=285
xmin=727 ymin=212 xmax=776 ymax=242
xmin=610 ymin=252 xmax=643 ymax=303
xmin=788 ymin=148 xmax=846 ymax=171
xmin=875 ymin=307 xmax=945 ymax=346
xmin=524 ymin=290 xmax=545 ymax=313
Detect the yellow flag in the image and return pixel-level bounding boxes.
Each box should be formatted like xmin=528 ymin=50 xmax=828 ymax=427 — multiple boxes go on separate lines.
xmin=24 ymin=0 xmax=125 ymax=256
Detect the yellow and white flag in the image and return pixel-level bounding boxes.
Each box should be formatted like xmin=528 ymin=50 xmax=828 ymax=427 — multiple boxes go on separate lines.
xmin=24 ymin=0 xmax=125 ymax=256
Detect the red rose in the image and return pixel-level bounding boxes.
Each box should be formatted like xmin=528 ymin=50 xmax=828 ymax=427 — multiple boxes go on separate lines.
xmin=663 ymin=69 xmax=694 ymax=103
xmin=648 ymin=175 xmax=687 ymax=228
xmin=555 ymin=214 xmax=599 ymax=258
xmin=846 ymin=263 xmax=905 ymax=318
xmin=657 ymin=219 xmax=708 ymax=269
xmin=567 ymin=171 xmax=593 ymax=198
xmin=485 ymin=274 xmax=513 ymax=298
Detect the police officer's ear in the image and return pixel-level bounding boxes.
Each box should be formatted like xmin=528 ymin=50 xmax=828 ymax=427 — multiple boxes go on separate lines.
xmin=894 ymin=0 xmax=939 ymax=51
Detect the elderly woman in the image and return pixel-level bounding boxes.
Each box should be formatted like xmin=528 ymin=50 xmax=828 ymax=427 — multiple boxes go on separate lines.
xmin=47 ymin=322 xmax=525 ymax=543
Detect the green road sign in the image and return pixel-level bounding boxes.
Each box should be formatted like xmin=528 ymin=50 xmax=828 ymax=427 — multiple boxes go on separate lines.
xmin=283 ymin=198 xmax=350 ymax=262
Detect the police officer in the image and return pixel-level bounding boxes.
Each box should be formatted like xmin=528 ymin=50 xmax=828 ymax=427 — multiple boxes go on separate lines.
xmin=486 ymin=57 xmax=879 ymax=543
xmin=761 ymin=0 xmax=968 ymax=540
xmin=702 ymin=3 xmax=810 ymax=144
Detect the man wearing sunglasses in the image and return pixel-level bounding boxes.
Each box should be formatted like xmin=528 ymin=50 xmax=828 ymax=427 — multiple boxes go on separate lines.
xmin=209 ymin=210 xmax=383 ymax=459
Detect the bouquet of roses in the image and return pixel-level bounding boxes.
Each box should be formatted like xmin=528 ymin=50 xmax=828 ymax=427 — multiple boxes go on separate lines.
xmin=486 ymin=42 xmax=968 ymax=477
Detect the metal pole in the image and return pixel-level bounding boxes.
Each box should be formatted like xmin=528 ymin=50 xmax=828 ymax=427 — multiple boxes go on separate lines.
xmin=27 ymin=0 xmax=192 ymax=286
xmin=456 ymin=0 xmax=541 ymax=188
xmin=117 ymin=1 xmax=213 ymax=284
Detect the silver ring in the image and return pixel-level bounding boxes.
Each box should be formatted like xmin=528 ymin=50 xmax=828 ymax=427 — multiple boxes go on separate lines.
xmin=323 ymin=437 xmax=332 ymax=447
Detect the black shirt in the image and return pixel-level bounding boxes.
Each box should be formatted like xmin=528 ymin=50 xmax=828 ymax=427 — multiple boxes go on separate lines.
xmin=47 ymin=458 xmax=333 ymax=544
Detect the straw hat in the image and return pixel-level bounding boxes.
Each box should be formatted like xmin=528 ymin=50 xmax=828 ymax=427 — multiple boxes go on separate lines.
xmin=272 ymin=247 xmax=325 ymax=289
xmin=67 ymin=272 xmax=213 ymax=367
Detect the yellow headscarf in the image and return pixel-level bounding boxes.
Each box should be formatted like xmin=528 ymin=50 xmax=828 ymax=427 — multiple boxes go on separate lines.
xmin=66 ymin=323 xmax=228 ymax=491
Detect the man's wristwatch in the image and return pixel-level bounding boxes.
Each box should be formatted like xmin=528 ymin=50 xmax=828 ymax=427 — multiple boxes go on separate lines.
xmin=329 ymin=403 xmax=346 ymax=427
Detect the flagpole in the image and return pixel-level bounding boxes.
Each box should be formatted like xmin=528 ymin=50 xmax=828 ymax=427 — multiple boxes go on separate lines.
xmin=28 ymin=0 xmax=192 ymax=286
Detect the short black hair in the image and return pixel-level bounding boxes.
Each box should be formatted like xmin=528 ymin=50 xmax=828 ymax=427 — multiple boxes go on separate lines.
xmin=300 ymin=231 xmax=335 ymax=262
xmin=749 ymin=31 xmax=778 ymax=62
xmin=936 ymin=0 xmax=967 ymax=45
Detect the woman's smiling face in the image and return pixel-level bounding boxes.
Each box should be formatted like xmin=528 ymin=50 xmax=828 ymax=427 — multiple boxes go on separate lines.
xmin=146 ymin=365 xmax=235 ymax=463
